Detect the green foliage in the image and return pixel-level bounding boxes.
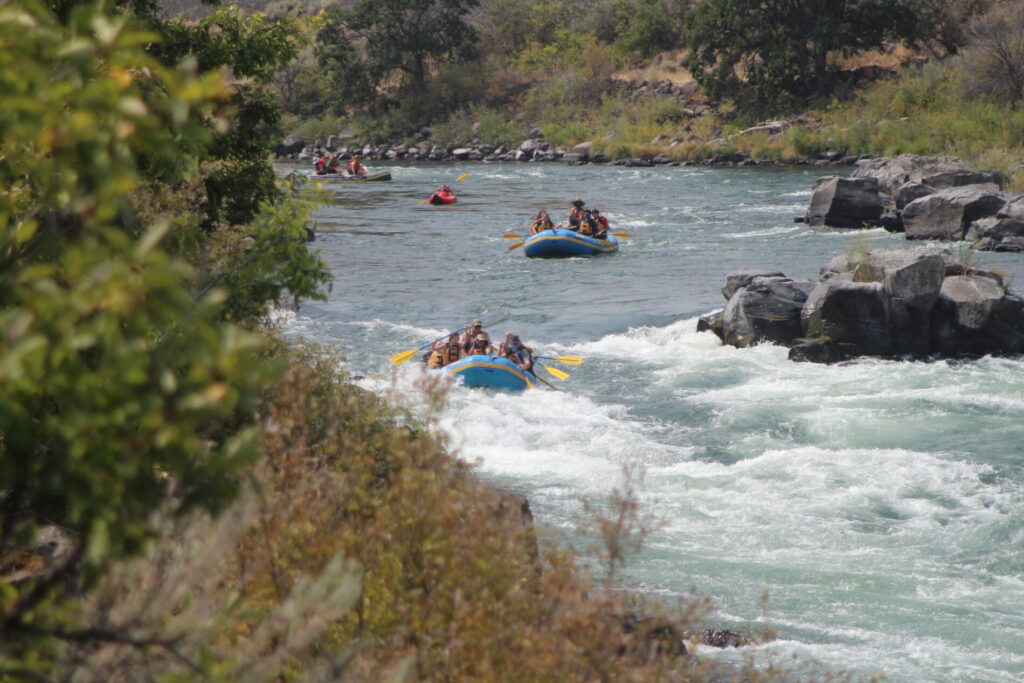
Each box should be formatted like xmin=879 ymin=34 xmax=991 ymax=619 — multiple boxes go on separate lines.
xmin=0 ymin=3 xmax=330 ymax=670
xmin=480 ymin=0 xmax=568 ymax=53
xmin=0 ymin=0 xmax=266 ymax=591
xmin=314 ymin=7 xmax=376 ymax=112
xmin=473 ymin=106 xmax=527 ymax=147
xmin=153 ymin=5 xmax=299 ymax=81
xmin=685 ymin=0 xmax=915 ymax=114
xmin=331 ymin=0 xmax=481 ymax=94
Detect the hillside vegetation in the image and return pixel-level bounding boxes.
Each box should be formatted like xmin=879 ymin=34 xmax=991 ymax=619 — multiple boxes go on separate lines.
xmin=267 ymin=0 xmax=1022 ymax=186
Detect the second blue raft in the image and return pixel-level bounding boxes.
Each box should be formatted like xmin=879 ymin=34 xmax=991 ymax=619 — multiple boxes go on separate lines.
xmin=444 ymin=355 xmax=534 ymax=392
xmin=523 ymin=229 xmax=619 ymax=258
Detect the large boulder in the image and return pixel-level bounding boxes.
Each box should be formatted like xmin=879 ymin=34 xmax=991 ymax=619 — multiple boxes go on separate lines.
xmin=931 ymin=275 xmax=1011 ymax=355
xmin=721 ymin=269 xmax=786 ymax=300
xmin=802 ymin=281 xmax=892 ymax=356
xmin=965 ymin=217 xmax=1024 ymax=252
xmin=902 ymin=187 xmax=1007 ymax=241
xmin=936 ymin=275 xmax=1004 ymax=330
xmin=563 ymin=140 xmax=593 ymax=163
xmin=721 ymin=276 xmax=816 ymax=347
xmin=895 ymin=181 xmax=935 ymax=210
xmin=853 ymin=155 xmax=1003 ymax=195
xmin=278 ymin=134 xmax=305 ymax=156
xmin=805 ymin=176 xmax=884 ymax=228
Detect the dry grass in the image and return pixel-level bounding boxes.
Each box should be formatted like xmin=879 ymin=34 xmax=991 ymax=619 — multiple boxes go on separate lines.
xmin=42 ymin=342 xmax=740 ymax=680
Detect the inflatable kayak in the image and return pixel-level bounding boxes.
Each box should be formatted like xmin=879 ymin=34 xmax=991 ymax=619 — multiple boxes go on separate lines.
xmin=522 ymin=229 xmax=619 ymax=258
xmin=428 ymin=192 xmax=457 ymax=205
xmin=306 ymin=171 xmax=392 ymax=182
xmin=443 ymin=355 xmax=534 ymax=392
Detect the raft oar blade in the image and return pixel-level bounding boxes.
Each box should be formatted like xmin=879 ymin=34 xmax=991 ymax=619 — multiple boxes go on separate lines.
xmin=418 ymin=198 xmax=430 ymax=205
xmin=536 ymin=355 xmax=583 ymax=365
xmin=390 ymin=349 xmax=420 ymax=366
xmin=503 ymin=233 xmax=523 ymax=239
xmin=508 ymin=241 xmax=525 ymax=251
xmin=455 ymin=172 xmax=469 ymax=182
xmin=611 ymin=232 xmax=630 ymax=238
xmin=542 ymin=364 xmax=569 ymax=380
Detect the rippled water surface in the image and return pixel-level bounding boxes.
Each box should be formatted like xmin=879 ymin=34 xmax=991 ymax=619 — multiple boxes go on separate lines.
xmin=280 ymin=161 xmax=1024 ymax=682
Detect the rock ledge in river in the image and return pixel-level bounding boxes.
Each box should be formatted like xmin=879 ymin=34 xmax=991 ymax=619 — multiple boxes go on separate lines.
xmin=699 ymin=248 xmax=1024 ymax=363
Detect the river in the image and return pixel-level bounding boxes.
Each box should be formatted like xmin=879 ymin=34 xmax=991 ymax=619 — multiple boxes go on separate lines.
xmin=278 ymin=160 xmax=1024 ymax=682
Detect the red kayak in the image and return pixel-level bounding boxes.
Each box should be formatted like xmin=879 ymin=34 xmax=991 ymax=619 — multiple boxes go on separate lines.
xmin=428 ymin=191 xmax=457 ymax=205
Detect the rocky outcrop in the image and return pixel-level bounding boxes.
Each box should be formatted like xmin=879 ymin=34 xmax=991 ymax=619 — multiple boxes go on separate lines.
xmin=804 ymin=176 xmax=884 ymax=227
xmin=699 ymin=248 xmax=1024 ymax=362
xmin=851 ymin=155 xmax=1002 ymax=196
xmin=902 ymin=187 xmax=1007 ymax=241
xmin=803 ymin=155 xmax=1022 ymax=250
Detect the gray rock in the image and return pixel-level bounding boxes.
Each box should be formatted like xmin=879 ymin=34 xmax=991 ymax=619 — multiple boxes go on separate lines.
xmin=722 ymin=269 xmax=786 ymax=300
xmin=966 ymin=217 xmax=1024 ymax=251
xmin=802 ymin=281 xmax=892 ymax=356
xmin=902 ymin=187 xmax=1008 ymax=241
xmin=279 ymin=135 xmax=305 ymax=155
xmin=721 ymin=276 xmax=816 ymax=347
xmin=789 ymin=338 xmax=848 ymax=363
xmin=997 ymin=195 xmax=1024 ymax=221
xmin=805 ymin=176 xmax=884 ymax=228
xmin=568 ymin=141 xmax=593 ymax=160
xmin=895 ymin=182 xmax=934 ymax=210
xmin=937 ymin=275 xmax=1004 ymax=329
xmin=852 ymin=155 xmax=1003 ymax=195
xmin=450 ymin=147 xmax=472 ymax=160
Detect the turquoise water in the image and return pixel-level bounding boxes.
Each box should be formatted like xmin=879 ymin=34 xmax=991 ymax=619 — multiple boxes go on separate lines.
xmin=281 ymin=161 xmax=1024 ymax=682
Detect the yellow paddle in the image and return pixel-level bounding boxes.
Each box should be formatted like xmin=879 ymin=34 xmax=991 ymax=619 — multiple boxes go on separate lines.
xmin=536 ymin=362 xmax=569 ymax=380
xmin=390 ymin=348 xmax=424 ymax=366
xmin=508 ymin=240 xmax=525 ymax=251
xmin=535 ymin=355 xmax=583 ymax=365
xmin=418 ymin=173 xmax=469 ymax=204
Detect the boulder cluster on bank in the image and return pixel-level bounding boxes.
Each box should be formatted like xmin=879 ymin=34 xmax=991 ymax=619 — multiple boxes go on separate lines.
xmin=804 ymin=155 xmax=1024 ymax=251
xmin=698 ymin=248 xmax=1024 ymax=363
xmin=273 ymin=129 xmax=785 ymax=168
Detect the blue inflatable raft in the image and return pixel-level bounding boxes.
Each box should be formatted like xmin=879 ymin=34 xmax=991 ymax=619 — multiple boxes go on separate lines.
xmin=522 ymin=229 xmax=619 ymax=258
xmin=443 ymin=355 xmax=534 ymax=392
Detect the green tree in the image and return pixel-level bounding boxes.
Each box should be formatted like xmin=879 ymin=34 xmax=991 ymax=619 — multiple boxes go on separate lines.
xmin=0 ymin=0 xmax=328 ymax=667
xmin=326 ymin=0 xmax=480 ymax=96
xmin=685 ymin=0 xmax=915 ymax=114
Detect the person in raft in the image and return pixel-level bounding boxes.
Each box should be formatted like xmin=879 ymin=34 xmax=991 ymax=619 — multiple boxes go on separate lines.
xmin=498 ymin=332 xmax=534 ymax=374
xmin=346 ymin=154 xmax=367 ymax=177
xmin=529 ymin=209 xmax=555 ymax=235
xmin=460 ymin=319 xmax=488 ymax=354
xmin=577 ymin=209 xmax=601 ymax=237
xmin=435 ymin=183 xmax=455 ymax=201
xmin=470 ymin=335 xmax=493 ymax=356
xmin=313 ymin=154 xmax=328 ymax=174
xmin=592 ymin=208 xmax=609 ymax=238
xmin=428 ymin=333 xmax=464 ymax=368
xmin=325 ymin=153 xmax=340 ymax=173
xmin=567 ymin=198 xmax=587 ymax=231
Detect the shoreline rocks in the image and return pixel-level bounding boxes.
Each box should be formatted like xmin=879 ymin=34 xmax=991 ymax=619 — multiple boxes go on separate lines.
xmin=699 ymin=248 xmax=1024 ymax=363
xmin=803 ymin=154 xmax=1024 ymax=251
